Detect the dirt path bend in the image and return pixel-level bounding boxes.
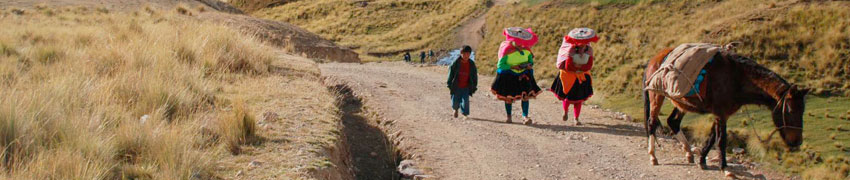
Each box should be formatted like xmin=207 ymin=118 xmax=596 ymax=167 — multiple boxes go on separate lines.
xmin=320 ymin=62 xmax=786 ymax=180
xmin=454 ymin=0 xmax=511 ymax=49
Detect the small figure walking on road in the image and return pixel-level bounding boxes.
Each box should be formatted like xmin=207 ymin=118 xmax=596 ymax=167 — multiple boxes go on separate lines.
xmin=490 ymin=27 xmax=541 ymax=125
xmin=404 ymin=52 xmax=411 ymax=62
xmin=420 ymin=51 xmax=426 ymax=63
xmin=447 ymin=46 xmax=478 ymax=120
xmin=429 ymin=49 xmax=435 ymax=62
xmin=551 ymin=28 xmax=599 ymax=126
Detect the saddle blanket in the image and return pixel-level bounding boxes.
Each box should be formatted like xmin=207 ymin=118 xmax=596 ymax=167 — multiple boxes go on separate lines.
xmin=646 ymin=43 xmax=723 ymax=99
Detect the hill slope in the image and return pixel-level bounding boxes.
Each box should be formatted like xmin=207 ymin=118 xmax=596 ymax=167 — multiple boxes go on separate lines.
xmin=479 ymin=0 xmax=849 ymax=96
xmin=249 ymin=0 xmax=488 ymax=61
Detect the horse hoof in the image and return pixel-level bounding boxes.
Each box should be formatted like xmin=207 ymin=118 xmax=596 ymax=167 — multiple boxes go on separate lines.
xmin=698 ymin=163 xmax=708 ymax=170
xmin=724 ymin=171 xmax=736 ymax=178
xmin=651 ymin=158 xmax=659 ymax=165
xmin=687 ymin=156 xmax=695 ymax=164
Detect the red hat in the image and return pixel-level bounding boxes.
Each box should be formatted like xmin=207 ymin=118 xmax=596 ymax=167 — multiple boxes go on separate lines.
xmin=565 ymin=28 xmax=599 ymax=46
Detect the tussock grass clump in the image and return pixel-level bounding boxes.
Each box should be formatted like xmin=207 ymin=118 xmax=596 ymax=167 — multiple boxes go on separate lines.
xmin=0 ymin=6 xmax=273 ymax=179
xmin=215 ymin=100 xmax=261 ymax=154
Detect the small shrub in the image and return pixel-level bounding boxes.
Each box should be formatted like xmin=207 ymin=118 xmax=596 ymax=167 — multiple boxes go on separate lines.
xmin=33 ymin=46 xmax=63 ymax=64
xmin=175 ymin=5 xmax=192 ymax=16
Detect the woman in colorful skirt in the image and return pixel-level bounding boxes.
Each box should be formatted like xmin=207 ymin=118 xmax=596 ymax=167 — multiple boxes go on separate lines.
xmin=551 ymin=28 xmax=599 ymax=126
xmin=491 ymin=27 xmax=542 ymax=125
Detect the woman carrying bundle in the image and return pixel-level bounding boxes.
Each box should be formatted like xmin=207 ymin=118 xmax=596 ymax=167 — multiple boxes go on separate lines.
xmin=491 ymin=27 xmax=542 ymax=125
xmin=551 ymin=28 xmax=599 ymax=126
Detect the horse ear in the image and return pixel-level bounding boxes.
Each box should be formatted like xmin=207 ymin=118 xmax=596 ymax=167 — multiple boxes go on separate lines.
xmin=790 ymin=85 xmax=810 ymax=95
xmin=800 ymin=88 xmax=811 ymax=95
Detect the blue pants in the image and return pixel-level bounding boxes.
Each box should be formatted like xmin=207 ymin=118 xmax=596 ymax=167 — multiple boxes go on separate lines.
xmin=451 ymin=88 xmax=470 ymax=116
xmin=505 ymin=101 xmax=529 ymax=117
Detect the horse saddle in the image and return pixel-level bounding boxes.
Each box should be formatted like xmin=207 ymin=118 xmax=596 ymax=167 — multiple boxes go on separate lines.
xmin=646 ymin=43 xmax=724 ymax=99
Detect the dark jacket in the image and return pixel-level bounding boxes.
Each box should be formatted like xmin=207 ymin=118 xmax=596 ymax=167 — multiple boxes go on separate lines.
xmin=447 ymin=58 xmax=478 ymax=95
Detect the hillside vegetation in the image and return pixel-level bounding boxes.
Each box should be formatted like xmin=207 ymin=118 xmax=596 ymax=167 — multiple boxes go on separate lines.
xmin=0 ymin=6 xmax=345 ymax=179
xmin=480 ymin=0 xmax=849 ymax=96
xmin=475 ymin=0 xmax=849 ymax=179
xmin=249 ymin=0 xmax=487 ymax=61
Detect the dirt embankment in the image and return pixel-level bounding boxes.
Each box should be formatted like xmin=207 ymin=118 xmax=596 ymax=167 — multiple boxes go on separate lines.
xmin=1 ymin=0 xmax=360 ymax=63
xmin=199 ymin=13 xmax=361 ymax=63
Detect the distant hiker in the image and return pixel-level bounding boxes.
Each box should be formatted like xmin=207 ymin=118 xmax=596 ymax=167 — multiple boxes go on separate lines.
xmin=420 ymin=51 xmax=426 ymax=63
xmin=446 ymin=46 xmax=478 ymax=120
xmin=551 ymin=28 xmax=599 ymax=126
xmin=429 ymin=49 xmax=435 ymax=61
xmin=491 ymin=27 xmax=541 ymax=125
xmin=404 ymin=52 xmax=411 ymax=62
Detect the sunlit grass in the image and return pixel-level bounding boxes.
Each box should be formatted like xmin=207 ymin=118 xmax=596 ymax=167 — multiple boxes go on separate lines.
xmin=250 ymin=0 xmax=488 ymax=61
xmin=592 ymin=94 xmax=850 ymax=179
xmin=0 ymin=6 xmax=275 ymax=178
xmin=480 ymin=0 xmax=850 ymax=96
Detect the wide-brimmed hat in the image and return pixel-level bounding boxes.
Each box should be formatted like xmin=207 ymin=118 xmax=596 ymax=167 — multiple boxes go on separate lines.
xmin=503 ymin=27 xmax=539 ymax=48
xmin=565 ymin=27 xmax=599 ymax=46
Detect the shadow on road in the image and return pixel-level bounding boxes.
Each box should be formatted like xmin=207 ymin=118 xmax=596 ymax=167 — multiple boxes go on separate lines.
xmin=466 ymin=117 xmax=644 ymax=138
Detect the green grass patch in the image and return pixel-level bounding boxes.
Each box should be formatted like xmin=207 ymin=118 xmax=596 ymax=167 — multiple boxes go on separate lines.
xmin=591 ymin=93 xmax=850 ymax=178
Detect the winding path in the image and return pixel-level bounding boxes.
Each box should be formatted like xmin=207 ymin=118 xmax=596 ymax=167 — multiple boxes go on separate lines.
xmin=453 ymin=0 xmax=512 ymax=49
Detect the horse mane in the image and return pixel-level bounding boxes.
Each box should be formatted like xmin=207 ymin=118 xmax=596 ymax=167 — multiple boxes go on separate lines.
xmin=725 ymin=52 xmax=790 ymax=95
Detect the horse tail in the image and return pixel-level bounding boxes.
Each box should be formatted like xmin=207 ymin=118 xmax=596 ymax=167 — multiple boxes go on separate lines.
xmin=644 ymin=48 xmax=673 ymax=137
xmin=643 ymin=66 xmax=652 ymax=137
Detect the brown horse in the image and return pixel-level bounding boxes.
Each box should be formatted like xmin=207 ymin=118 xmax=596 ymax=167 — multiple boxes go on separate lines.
xmin=643 ymin=47 xmax=808 ymax=177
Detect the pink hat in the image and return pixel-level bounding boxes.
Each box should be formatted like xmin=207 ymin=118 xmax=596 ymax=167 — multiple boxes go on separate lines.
xmin=503 ymin=27 xmax=539 ymax=48
xmin=565 ymin=27 xmax=599 ymax=46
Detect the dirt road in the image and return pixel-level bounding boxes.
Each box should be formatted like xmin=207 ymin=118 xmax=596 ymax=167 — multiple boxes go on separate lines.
xmin=454 ymin=0 xmax=511 ymax=49
xmin=321 ymin=62 xmax=785 ymax=180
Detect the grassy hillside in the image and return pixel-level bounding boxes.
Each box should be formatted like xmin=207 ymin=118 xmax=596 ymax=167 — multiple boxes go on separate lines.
xmin=480 ymin=0 xmax=849 ymax=96
xmin=0 ymin=6 xmax=344 ymax=179
xmin=476 ymin=0 xmax=849 ymax=179
xmin=227 ymin=0 xmax=294 ymax=13
xmin=249 ymin=0 xmax=487 ymax=61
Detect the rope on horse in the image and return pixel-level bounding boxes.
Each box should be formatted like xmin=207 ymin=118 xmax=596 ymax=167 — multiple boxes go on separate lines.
xmin=743 ymin=87 xmax=802 ymax=145
xmin=743 ymin=106 xmax=780 ymax=145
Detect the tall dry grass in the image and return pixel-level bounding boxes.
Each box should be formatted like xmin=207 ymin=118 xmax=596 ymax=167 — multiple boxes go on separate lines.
xmin=250 ymin=0 xmax=487 ymax=61
xmin=0 ymin=5 xmax=273 ymax=179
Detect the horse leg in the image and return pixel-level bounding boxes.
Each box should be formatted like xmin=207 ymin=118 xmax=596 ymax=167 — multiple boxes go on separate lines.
xmin=717 ymin=117 xmax=734 ymax=177
xmin=645 ymin=91 xmax=664 ymax=165
xmin=667 ymin=109 xmax=694 ymax=163
xmin=699 ymin=121 xmax=718 ymax=169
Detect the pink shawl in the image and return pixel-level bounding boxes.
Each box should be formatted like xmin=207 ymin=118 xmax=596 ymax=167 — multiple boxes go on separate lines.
xmin=556 ymin=38 xmax=594 ymax=69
